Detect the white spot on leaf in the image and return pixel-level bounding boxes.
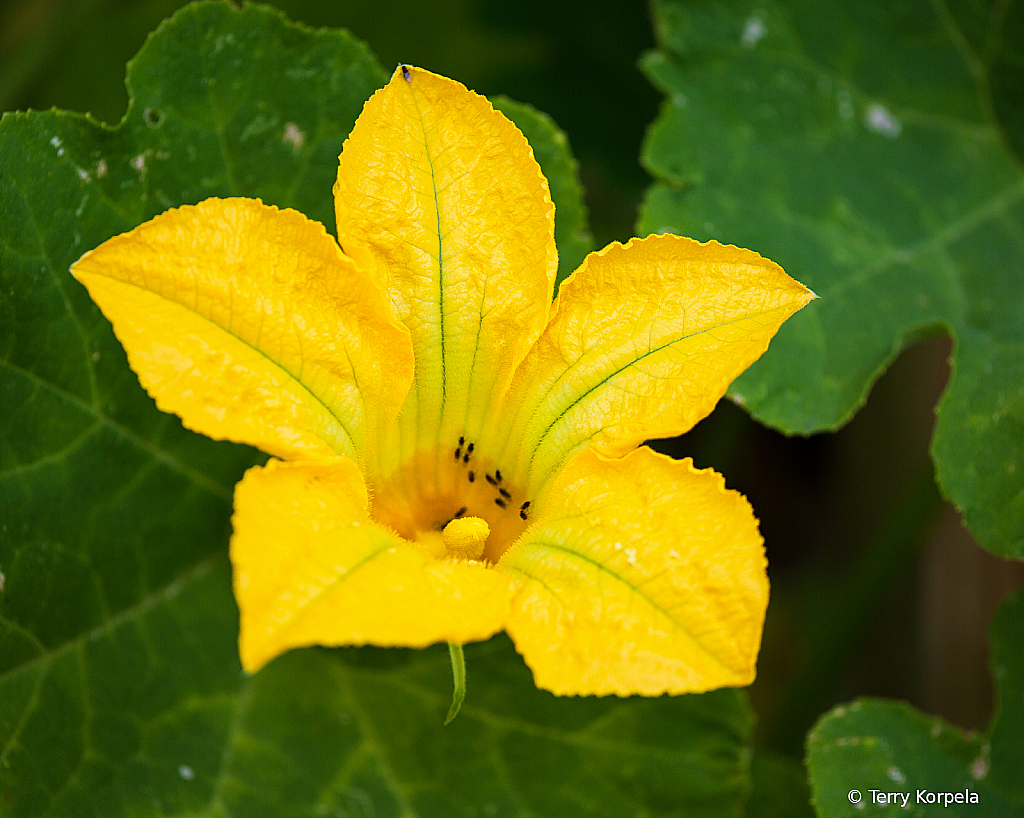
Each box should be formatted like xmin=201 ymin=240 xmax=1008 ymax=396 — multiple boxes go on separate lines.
xmin=283 ymin=122 xmax=305 ymax=152
xmin=970 ymin=754 xmax=990 ymax=779
xmin=741 ymin=15 xmax=767 ymax=48
xmin=971 ymin=744 xmax=990 ymax=779
xmin=178 ymin=764 xmax=195 ymax=781
xmin=212 ymin=33 xmax=236 ymax=54
xmin=864 ymin=103 xmax=902 ymax=138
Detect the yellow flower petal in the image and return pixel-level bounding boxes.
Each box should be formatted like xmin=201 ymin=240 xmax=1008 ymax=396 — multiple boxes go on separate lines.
xmin=499 ymin=446 xmax=768 ymax=696
xmin=231 ymin=458 xmax=516 ymax=672
xmin=334 ymin=66 xmax=557 ymax=474
xmin=71 ymin=198 xmax=413 ymax=464
xmin=489 ymin=234 xmax=815 ymax=499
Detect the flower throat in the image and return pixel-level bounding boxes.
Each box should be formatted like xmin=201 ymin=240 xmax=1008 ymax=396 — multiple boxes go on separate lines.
xmin=370 ymin=435 xmax=531 ymax=563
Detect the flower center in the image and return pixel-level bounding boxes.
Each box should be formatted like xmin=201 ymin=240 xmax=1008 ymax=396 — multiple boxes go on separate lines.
xmin=441 ymin=516 xmax=489 ymax=561
xmin=370 ymin=436 xmax=530 ymax=562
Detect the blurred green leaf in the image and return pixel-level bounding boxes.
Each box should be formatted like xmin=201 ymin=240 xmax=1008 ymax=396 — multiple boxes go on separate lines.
xmin=806 ymin=589 xmax=1024 ymax=817
xmin=639 ymin=0 xmax=1024 ymax=559
xmin=0 ymin=3 xmax=749 ymax=815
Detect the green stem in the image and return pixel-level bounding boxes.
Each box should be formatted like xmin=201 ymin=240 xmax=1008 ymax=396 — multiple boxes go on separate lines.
xmin=444 ymin=642 xmax=466 ymax=725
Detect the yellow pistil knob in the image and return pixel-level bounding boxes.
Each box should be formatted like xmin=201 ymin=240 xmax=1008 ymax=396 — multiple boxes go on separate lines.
xmin=442 ymin=516 xmax=490 ymax=561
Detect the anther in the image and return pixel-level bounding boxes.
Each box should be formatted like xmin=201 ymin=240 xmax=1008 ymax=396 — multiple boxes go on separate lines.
xmin=494 ymin=497 xmax=507 ymax=509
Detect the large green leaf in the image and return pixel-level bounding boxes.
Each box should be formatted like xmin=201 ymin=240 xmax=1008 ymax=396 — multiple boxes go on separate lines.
xmin=0 ymin=3 xmax=751 ymax=814
xmin=638 ymin=0 xmax=1024 ymax=559
xmin=806 ymin=589 xmax=1024 ymax=817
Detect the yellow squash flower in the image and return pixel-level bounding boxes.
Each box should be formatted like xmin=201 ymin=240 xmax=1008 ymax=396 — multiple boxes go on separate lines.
xmin=71 ymin=67 xmax=813 ymax=696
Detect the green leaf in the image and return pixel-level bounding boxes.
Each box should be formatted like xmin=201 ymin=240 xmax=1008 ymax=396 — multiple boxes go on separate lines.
xmin=491 ymin=95 xmax=594 ymax=290
xmin=806 ymin=589 xmax=1024 ymax=817
xmin=986 ymin=587 xmax=1024 ymax=801
xmin=1 ymin=3 xmax=743 ymax=815
xmin=638 ymin=0 xmax=1024 ymax=558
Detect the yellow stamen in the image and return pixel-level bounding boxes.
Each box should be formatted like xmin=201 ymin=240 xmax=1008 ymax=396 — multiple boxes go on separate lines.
xmin=442 ymin=516 xmax=490 ymax=561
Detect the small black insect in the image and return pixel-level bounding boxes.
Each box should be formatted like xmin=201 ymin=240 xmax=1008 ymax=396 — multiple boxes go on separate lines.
xmin=454 ymin=447 xmax=462 ymax=460
xmin=495 ymin=497 xmax=508 ymax=509
xmin=519 ymin=501 xmax=531 ymax=521
xmin=468 ymin=471 xmax=475 ymax=482
xmin=401 ymin=65 xmax=412 ymax=82
xmin=494 ymin=470 xmax=503 ymax=483
xmin=499 ymin=487 xmax=511 ymax=499
xmin=485 ymin=473 xmax=498 ymax=486
xmin=454 ymin=507 xmax=467 ymax=518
